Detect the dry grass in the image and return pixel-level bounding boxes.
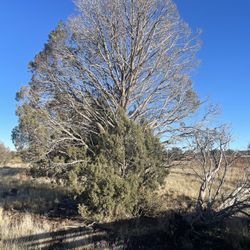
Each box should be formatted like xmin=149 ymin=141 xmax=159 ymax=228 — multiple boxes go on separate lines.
xmin=158 ymin=157 xmax=250 ymax=212
xmin=0 ymin=208 xmax=51 ymax=250
xmin=0 ymin=165 xmax=68 ymax=215
xmin=0 ymin=208 xmax=113 ymax=250
xmin=0 ymin=165 xmax=111 ymax=249
xmin=0 ymin=165 xmax=60 ymax=249
xmin=0 ymin=157 xmax=249 ymax=249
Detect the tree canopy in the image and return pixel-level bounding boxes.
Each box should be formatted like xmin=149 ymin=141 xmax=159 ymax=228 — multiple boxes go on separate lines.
xmin=14 ymin=0 xmax=200 ymax=157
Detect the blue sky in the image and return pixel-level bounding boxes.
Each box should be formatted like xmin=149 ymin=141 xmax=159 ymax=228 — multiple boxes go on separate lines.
xmin=0 ymin=0 xmax=249 ymax=150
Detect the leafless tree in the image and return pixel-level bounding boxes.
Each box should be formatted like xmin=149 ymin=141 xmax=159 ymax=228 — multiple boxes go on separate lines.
xmin=187 ymin=126 xmax=250 ymax=224
xmin=69 ymin=0 xmax=200 ymax=134
xmin=14 ymin=0 xmax=200 ymax=164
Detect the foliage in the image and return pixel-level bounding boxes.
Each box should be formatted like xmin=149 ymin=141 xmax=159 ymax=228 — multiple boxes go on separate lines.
xmin=167 ymin=147 xmax=184 ymax=161
xmin=63 ymin=113 xmax=168 ymax=221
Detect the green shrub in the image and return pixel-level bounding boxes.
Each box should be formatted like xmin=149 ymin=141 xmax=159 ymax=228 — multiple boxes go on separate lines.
xmin=23 ymin=109 xmax=168 ymax=222
xmin=67 ymin=113 xmax=168 ymax=221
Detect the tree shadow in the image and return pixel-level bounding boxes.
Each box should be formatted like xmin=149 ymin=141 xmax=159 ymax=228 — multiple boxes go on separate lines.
xmin=0 ymin=166 xmax=26 ymax=177
xmin=4 ymin=212 xmax=249 ymax=250
xmin=3 ymin=226 xmax=118 ymax=250
xmin=0 ymin=166 xmax=78 ymax=218
xmin=2 ymin=213 xmax=181 ymax=249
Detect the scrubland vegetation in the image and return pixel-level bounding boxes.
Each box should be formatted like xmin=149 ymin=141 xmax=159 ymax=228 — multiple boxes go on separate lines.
xmin=0 ymin=156 xmax=249 ymax=249
xmin=1 ymin=0 xmax=249 ymax=249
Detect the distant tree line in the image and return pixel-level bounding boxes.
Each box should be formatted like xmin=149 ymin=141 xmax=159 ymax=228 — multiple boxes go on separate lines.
xmin=0 ymin=142 xmax=11 ymax=166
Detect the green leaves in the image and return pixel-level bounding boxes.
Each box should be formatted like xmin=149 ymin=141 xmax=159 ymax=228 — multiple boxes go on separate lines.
xmin=66 ymin=112 xmax=168 ymax=222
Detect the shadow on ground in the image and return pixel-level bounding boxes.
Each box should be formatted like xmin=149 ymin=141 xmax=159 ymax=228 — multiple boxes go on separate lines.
xmin=0 ymin=166 xmax=77 ymax=218
xmin=3 ymin=226 xmax=118 ymax=250
xmin=3 ymin=213 xmax=250 ymax=250
xmin=1 ymin=166 xmax=249 ymax=249
xmin=0 ymin=166 xmax=25 ymax=177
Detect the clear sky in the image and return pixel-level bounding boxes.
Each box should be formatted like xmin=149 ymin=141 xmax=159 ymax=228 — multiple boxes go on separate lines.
xmin=0 ymin=0 xmax=249 ymax=150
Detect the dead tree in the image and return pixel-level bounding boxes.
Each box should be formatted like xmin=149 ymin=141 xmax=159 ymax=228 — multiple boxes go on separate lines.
xmin=188 ymin=126 xmax=250 ymax=224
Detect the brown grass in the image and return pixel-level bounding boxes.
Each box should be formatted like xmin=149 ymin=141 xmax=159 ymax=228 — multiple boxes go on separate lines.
xmin=0 ymin=165 xmax=68 ymax=214
xmin=158 ymin=158 xmax=250 ymax=212
xmin=0 ymin=208 xmax=51 ymax=250
xmin=0 ymin=157 xmax=249 ymax=249
xmin=0 ymin=165 xmax=111 ymax=249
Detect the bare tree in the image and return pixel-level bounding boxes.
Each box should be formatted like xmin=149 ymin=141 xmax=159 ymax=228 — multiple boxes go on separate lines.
xmin=187 ymin=126 xmax=250 ymax=224
xmin=69 ymin=0 xmax=200 ymax=134
xmin=14 ymin=0 xmax=200 ymax=164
